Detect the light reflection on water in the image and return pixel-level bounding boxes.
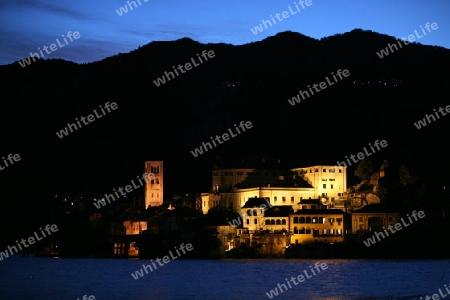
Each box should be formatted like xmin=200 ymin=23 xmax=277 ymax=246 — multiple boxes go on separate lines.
xmin=0 ymin=256 xmax=449 ymax=300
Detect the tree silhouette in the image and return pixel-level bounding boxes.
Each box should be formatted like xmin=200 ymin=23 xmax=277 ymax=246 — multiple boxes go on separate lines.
xmin=354 ymin=158 xmax=376 ymax=181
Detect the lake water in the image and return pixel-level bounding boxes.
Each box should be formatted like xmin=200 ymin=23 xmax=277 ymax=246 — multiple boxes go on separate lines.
xmin=1 ymin=255 xmax=449 ymax=299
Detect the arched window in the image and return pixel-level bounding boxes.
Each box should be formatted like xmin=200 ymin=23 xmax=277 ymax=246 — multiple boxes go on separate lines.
xmin=253 ymin=209 xmax=257 ymax=216
xmin=247 ymin=209 xmax=251 ymax=216
xmin=299 ymin=217 xmax=305 ymax=223
xmin=276 ymin=219 xmax=281 ymax=225
xmin=293 ymin=217 xmax=298 ymax=224
xmin=270 ymin=219 xmax=275 ymax=225
xmin=282 ymin=219 xmax=286 ymax=225
xmin=265 ymin=220 xmax=270 ymax=225
xmin=306 ymin=217 xmax=311 ymax=223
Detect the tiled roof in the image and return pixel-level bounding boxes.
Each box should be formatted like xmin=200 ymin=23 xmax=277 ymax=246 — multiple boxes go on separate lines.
xmin=264 ymin=205 xmax=294 ymax=217
xmin=352 ymin=204 xmax=399 ymax=213
xmin=293 ymin=209 xmax=345 ymax=214
xmin=242 ymin=197 xmax=271 ymax=208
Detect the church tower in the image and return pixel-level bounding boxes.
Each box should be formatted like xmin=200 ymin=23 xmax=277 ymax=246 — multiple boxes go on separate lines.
xmin=145 ymin=161 xmax=163 ymax=208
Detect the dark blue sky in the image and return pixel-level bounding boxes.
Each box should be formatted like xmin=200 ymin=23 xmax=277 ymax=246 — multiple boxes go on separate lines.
xmin=1 ymin=0 xmax=449 ymax=66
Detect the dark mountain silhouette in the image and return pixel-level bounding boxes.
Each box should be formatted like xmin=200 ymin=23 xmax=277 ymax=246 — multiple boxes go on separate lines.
xmin=1 ymin=28 xmax=449 ymax=210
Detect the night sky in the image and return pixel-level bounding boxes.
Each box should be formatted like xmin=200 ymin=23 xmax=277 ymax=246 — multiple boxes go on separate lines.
xmin=1 ymin=0 xmax=450 ymax=66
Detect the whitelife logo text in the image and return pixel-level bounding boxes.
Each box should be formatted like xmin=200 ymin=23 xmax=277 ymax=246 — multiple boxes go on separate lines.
xmin=250 ymin=0 xmax=312 ymax=35
xmin=363 ymin=210 xmax=425 ymax=247
xmin=115 ymin=0 xmax=149 ymax=16
xmin=0 ymin=153 xmax=21 ymax=172
xmin=0 ymin=224 xmax=58 ymax=261
xmin=414 ymin=105 xmax=450 ymax=130
xmin=190 ymin=121 xmax=253 ymax=158
xmin=93 ymin=172 xmax=155 ymax=209
xmin=376 ymin=22 xmax=438 ymax=59
xmin=55 ymin=102 xmax=118 ymax=139
xmin=336 ymin=139 xmax=388 ymax=167
xmin=287 ymin=69 xmax=350 ymax=106
xmin=153 ymin=50 xmax=215 ymax=87
xmin=131 ymin=243 xmax=193 ymax=280
xmin=18 ymin=31 xmax=80 ymax=68
xmin=265 ymin=262 xmax=327 ymax=298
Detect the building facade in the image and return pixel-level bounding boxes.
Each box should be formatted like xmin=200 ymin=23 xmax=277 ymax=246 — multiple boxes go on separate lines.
xmin=351 ymin=204 xmax=400 ymax=233
xmin=145 ymin=161 xmax=163 ymax=208
xmin=201 ymin=165 xmax=347 ymax=214
xmin=289 ymin=209 xmax=345 ymax=244
xmin=292 ymin=165 xmax=347 ymax=204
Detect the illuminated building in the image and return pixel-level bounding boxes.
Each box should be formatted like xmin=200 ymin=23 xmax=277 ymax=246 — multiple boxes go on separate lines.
xmin=144 ymin=161 xmax=163 ymax=208
xmin=201 ymin=165 xmax=347 ymax=214
xmin=289 ymin=209 xmax=345 ymax=244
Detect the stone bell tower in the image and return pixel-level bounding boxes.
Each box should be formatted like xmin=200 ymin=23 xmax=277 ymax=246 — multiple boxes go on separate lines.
xmin=145 ymin=161 xmax=163 ymax=208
